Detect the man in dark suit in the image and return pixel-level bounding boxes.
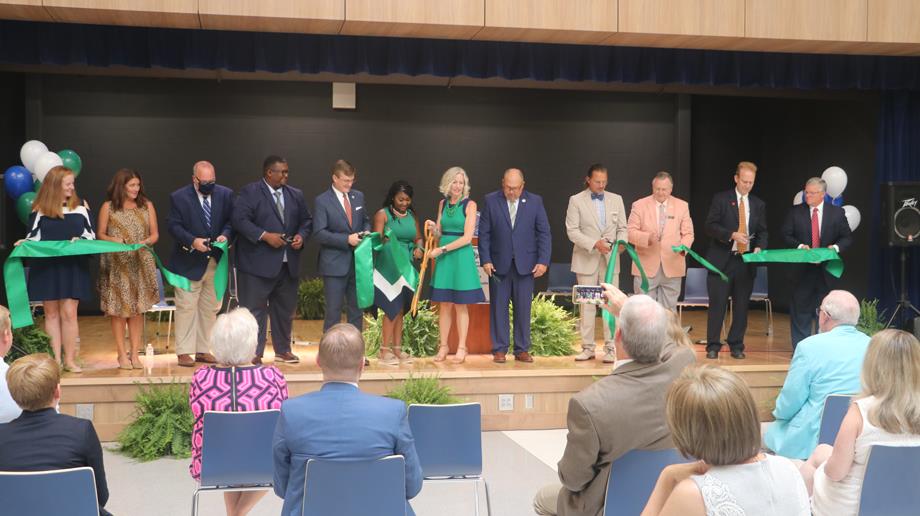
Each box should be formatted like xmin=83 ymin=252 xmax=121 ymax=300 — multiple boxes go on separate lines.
xmin=167 ymin=160 xmax=233 ymax=367
xmin=479 ymin=168 xmax=552 ymax=363
xmin=312 ymin=159 xmax=371 ymax=333
xmin=0 ymin=353 xmax=111 ymax=516
xmin=782 ymin=177 xmax=853 ymax=349
xmin=232 ymin=155 xmax=312 ymax=365
xmin=704 ymin=161 xmax=768 ymax=359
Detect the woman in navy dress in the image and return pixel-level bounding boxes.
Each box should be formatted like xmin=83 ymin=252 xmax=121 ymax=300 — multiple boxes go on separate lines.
xmin=16 ymin=166 xmax=95 ymax=372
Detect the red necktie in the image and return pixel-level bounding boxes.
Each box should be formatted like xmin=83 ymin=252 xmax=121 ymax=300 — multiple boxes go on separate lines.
xmin=811 ymin=207 xmax=820 ymax=248
xmin=343 ymin=193 xmax=353 ymax=227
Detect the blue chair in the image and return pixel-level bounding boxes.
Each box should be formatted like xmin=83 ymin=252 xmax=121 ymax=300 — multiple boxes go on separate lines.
xmin=818 ymin=394 xmax=853 ymax=446
xmin=0 ymin=466 xmax=99 ymax=516
xmin=408 ymin=403 xmax=491 ymax=515
xmin=191 ymin=410 xmax=280 ymax=516
xmin=603 ymin=448 xmax=692 ymax=516
xmin=678 ymin=268 xmax=727 ymax=339
xmin=304 ymin=455 xmax=407 ymax=516
xmin=544 ymin=262 xmax=577 ymax=295
xmin=857 ymin=445 xmax=920 ymax=516
xmin=750 ymin=266 xmax=774 ymax=335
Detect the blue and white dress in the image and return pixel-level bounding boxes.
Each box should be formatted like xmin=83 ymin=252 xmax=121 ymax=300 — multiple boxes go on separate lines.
xmin=25 ymin=205 xmax=96 ymax=301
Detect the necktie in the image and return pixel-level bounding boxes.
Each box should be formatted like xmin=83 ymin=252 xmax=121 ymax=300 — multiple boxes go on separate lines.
xmin=591 ymin=193 xmax=604 ymax=201
xmin=811 ymin=207 xmax=820 ymax=248
xmin=509 ymin=200 xmax=517 ymax=228
xmin=343 ymin=193 xmax=353 ymax=227
xmin=274 ymin=190 xmax=284 ymax=223
xmin=658 ymin=203 xmax=666 ymax=241
xmin=737 ymin=197 xmax=748 ymax=254
xmin=202 ymin=196 xmax=211 ymax=229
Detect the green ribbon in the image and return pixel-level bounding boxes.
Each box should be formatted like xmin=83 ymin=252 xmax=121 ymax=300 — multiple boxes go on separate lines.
xmin=210 ymin=241 xmax=230 ymax=304
xmin=742 ymin=248 xmax=844 ymax=278
xmin=353 ymin=229 xmax=420 ymax=309
xmin=672 ymin=245 xmax=729 ymax=283
xmin=602 ymin=240 xmax=649 ymax=336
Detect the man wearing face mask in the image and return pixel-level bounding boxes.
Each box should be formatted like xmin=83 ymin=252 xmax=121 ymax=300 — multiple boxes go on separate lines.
xmin=167 ymin=160 xmax=234 ymax=367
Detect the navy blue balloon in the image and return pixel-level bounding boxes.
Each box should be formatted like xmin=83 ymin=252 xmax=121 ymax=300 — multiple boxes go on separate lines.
xmin=4 ymin=165 xmax=33 ymax=200
xmin=824 ymin=193 xmax=844 ymax=206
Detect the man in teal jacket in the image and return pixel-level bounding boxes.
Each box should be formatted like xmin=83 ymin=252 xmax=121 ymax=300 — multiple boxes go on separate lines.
xmin=764 ymin=290 xmax=869 ymax=459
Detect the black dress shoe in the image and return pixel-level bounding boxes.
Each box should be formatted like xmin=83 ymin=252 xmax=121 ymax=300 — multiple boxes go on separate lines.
xmin=706 ymin=350 xmax=719 ymax=359
xmin=731 ymin=351 xmax=746 ymax=359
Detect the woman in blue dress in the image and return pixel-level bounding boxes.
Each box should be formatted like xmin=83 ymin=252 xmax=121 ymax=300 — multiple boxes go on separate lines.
xmin=16 ymin=166 xmax=95 ymax=372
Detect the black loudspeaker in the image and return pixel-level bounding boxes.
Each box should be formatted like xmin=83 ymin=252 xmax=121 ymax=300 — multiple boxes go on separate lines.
xmin=882 ymin=182 xmax=920 ymax=246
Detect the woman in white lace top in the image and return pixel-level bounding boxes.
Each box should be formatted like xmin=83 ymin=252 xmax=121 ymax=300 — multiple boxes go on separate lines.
xmin=642 ymin=366 xmax=810 ymax=515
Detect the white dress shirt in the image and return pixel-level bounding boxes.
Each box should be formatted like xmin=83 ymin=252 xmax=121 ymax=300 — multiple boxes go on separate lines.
xmin=732 ymin=189 xmax=751 ymax=252
xmin=798 ymin=202 xmax=839 ymax=252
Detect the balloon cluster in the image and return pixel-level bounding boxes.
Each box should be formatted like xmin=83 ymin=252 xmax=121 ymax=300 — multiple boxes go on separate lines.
xmin=792 ymin=166 xmax=861 ymax=231
xmin=4 ymin=141 xmax=82 ymax=225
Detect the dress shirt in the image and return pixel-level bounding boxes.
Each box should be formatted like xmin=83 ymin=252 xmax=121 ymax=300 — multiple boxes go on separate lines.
xmin=331 ymin=185 xmax=349 ymax=215
xmin=732 ymin=189 xmax=751 ymax=252
xmin=507 ymin=198 xmax=519 ymax=228
xmin=261 ymin=179 xmax=287 ymax=262
xmin=0 ymin=361 xmax=21 ymax=423
xmin=592 ymin=193 xmax=606 ymax=230
xmin=797 ymin=202 xmax=839 ymax=252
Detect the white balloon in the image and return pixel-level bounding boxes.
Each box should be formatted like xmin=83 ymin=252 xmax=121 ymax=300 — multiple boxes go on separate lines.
xmin=822 ymin=166 xmax=848 ymax=198
xmin=32 ymin=151 xmax=63 ymax=182
xmin=793 ymin=190 xmax=804 ymax=205
xmin=843 ymin=205 xmax=861 ymax=231
xmin=20 ymin=140 xmax=48 ymax=172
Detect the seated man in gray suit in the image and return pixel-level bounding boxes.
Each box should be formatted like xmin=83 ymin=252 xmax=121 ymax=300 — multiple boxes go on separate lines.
xmin=533 ymin=290 xmax=696 ymax=516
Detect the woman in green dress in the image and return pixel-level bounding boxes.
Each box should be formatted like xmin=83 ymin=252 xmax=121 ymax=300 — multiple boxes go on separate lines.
xmin=426 ymin=167 xmax=485 ymax=363
xmin=372 ymin=181 xmax=424 ymax=366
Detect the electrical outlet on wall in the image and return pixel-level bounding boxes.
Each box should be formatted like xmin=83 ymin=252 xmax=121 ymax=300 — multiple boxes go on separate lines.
xmin=498 ymin=394 xmax=514 ymax=411
xmin=75 ymin=403 xmax=94 ymax=421
xmin=525 ymin=394 xmax=534 ymax=409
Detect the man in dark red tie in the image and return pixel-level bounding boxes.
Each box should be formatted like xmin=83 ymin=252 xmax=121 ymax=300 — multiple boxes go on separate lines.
xmin=782 ymin=177 xmax=853 ymax=350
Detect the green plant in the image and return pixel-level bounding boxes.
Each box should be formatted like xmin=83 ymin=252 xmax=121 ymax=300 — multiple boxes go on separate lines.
xmin=6 ymin=322 xmax=53 ymax=364
xmin=117 ymin=380 xmax=193 ymax=461
xmin=857 ymin=299 xmax=888 ymax=336
xmin=297 ymin=277 xmax=326 ymax=320
xmin=510 ymin=294 xmax=579 ymax=356
xmin=363 ymin=300 xmax=440 ymax=358
xmin=385 ymin=373 xmax=459 ymax=406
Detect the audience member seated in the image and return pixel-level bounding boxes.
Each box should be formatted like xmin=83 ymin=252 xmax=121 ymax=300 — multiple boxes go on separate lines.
xmin=765 ymin=290 xmax=869 ymax=459
xmin=642 ymin=365 xmax=810 ymax=516
xmin=0 ymin=353 xmax=112 ymax=516
xmin=799 ymin=329 xmax=920 ymax=516
xmin=272 ymin=323 xmax=422 ymax=516
xmin=533 ymin=288 xmax=696 ymax=516
xmin=188 ymin=307 xmax=288 ymax=516
xmin=0 ymin=305 xmax=22 ymax=423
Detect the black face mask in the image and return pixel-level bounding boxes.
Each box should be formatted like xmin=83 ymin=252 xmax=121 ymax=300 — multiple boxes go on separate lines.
xmin=198 ymin=181 xmax=216 ymax=195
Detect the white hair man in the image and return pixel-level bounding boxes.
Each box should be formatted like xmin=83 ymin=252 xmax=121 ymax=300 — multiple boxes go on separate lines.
xmin=0 ymin=305 xmax=22 ymax=423
xmin=765 ymin=290 xmax=869 ymax=459
xmin=534 ymin=290 xmax=696 ymax=516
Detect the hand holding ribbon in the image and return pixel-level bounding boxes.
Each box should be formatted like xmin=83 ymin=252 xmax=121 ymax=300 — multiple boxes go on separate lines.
xmin=602 ymin=240 xmax=648 ymax=336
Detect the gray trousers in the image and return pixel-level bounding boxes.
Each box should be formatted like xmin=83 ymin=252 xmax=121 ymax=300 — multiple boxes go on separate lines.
xmin=634 ymin=269 xmax=682 ymax=312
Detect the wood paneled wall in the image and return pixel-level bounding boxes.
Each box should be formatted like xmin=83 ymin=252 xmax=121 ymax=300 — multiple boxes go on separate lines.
xmin=476 ymin=0 xmax=617 ymax=45
xmin=42 ymin=0 xmax=199 ymax=28
xmin=198 ymin=0 xmax=343 ymax=34
xmin=341 ymin=0 xmax=484 ymax=39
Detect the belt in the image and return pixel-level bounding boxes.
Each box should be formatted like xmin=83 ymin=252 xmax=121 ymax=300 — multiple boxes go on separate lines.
xmin=442 ymin=231 xmax=464 ymax=236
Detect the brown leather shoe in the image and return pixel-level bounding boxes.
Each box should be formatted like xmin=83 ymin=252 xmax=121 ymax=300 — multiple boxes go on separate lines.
xmin=195 ymin=352 xmax=217 ymax=364
xmin=514 ymin=351 xmax=534 ymax=363
xmin=252 ymin=356 xmax=263 ymax=365
xmin=493 ymin=352 xmax=507 ymax=363
xmin=275 ymin=352 xmax=300 ymax=364
xmin=364 ymin=357 xmax=370 ymax=366
xmin=177 ymin=354 xmax=195 ymax=367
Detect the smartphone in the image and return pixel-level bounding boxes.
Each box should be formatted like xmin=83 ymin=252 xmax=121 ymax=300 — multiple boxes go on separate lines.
xmin=572 ymin=285 xmax=605 ymax=305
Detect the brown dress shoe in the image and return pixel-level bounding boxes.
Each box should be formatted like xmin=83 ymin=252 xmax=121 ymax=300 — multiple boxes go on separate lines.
xmin=514 ymin=351 xmax=534 ymax=363
xmin=195 ymin=352 xmax=217 ymax=364
xmin=493 ymin=352 xmax=507 ymax=363
xmin=364 ymin=357 xmax=370 ymax=366
xmin=177 ymin=354 xmax=195 ymax=367
xmin=275 ymin=352 xmax=300 ymax=364
xmin=252 ymin=356 xmax=263 ymax=365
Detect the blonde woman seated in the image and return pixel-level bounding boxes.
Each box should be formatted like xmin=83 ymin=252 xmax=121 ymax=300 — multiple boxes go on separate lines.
xmin=798 ymin=329 xmax=920 ymax=516
xmin=642 ymin=366 xmax=810 ymax=515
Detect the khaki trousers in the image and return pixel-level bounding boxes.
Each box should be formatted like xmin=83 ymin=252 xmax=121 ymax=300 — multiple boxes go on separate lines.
xmin=174 ymin=259 xmax=220 ymax=356
xmin=533 ymin=483 xmax=561 ymax=516
xmin=634 ymin=269 xmax=682 ymax=312
xmin=576 ymin=268 xmax=613 ymax=353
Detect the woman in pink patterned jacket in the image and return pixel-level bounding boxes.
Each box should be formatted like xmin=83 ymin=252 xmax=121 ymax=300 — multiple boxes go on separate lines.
xmin=189 ymin=307 xmax=288 ymax=516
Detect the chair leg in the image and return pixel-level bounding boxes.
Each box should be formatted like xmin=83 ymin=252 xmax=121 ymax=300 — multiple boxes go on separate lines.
xmin=191 ymin=489 xmax=199 ymax=516
xmin=483 ymin=479 xmax=492 ymax=516
xmin=166 ymin=312 xmax=173 ymax=351
xmin=677 ymin=305 xmax=683 ymax=324
xmin=473 ymin=479 xmax=481 ymax=516
xmin=766 ymin=299 xmax=774 ymax=336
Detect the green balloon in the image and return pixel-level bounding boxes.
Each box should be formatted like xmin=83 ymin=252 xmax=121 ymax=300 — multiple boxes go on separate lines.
xmin=58 ymin=149 xmax=82 ymax=177
xmin=16 ymin=192 xmax=37 ymax=225
xmin=33 ymin=179 xmax=41 ymax=192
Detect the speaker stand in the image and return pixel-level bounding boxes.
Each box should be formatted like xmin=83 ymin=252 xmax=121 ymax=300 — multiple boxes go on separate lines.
xmin=886 ymin=247 xmax=920 ymax=329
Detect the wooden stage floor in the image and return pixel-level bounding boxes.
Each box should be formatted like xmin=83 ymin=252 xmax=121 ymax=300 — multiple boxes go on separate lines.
xmin=58 ymin=309 xmax=792 ymax=440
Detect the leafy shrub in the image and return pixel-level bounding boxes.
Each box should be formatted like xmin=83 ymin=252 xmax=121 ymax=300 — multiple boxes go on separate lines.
xmin=6 ymin=323 xmax=53 ymax=364
xmin=385 ymin=374 xmax=459 ymax=406
xmin=363 ymin=300 xmax=440 ymax=358
xmin=297 ymin=277 xmax=326 ymax=320
xmin=857 ymin=299 xmax=888 ymax=336
xmin=510 ymin=294 xmax=578 ymax=356
xmin=117 ymin=380 xmax=193 ymax=461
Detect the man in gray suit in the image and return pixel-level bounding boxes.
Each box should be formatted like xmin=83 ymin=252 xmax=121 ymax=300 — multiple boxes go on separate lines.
xmin=533 ymin=290 xmax=696 ymax=516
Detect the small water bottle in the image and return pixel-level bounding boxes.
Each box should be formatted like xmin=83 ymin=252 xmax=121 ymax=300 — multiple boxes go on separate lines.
xmin=145 ymin=343 xmax=154 ymax=373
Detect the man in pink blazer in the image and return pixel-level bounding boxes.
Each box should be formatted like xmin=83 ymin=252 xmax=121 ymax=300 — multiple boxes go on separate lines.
xmin=627 ymin=171 xmax=694 ymax=310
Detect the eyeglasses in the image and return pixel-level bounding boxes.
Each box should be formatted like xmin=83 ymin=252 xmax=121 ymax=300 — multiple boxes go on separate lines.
xmin=815 ymin=307 xmax=827 ymax=317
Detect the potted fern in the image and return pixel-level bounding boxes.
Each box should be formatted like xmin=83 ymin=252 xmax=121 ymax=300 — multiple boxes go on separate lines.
xmin=117 ymin=380 xmax=193 ymax=461
xmin=385 ymin=373 xmax=459 ymax=406
xmin=363 ymin=300 xmax=440 ymax=358
xmin=510 ymin=294 xmax=579 ymax=356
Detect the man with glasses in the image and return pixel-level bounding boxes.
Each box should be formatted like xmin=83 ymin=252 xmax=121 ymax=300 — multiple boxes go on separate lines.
xmin=232 ymin=155 xmax=313 ymax=365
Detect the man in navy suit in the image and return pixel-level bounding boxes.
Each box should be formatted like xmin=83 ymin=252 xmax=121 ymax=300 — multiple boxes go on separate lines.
xmin=313 ymin=159 xmax=371 ymax=333
xmin=479 ymin=168 xmax=552 ymax=363
xmin=232 ymin=155 xmax=312 ymax=364
xmin=704 ymin=161 xmax=768 ymax=360
xmin=167 ymin=160 xmax=233 ymax=367
xmin=782 ymin=177 xmax=853 ymax=349
xmin=272 ymin=323 xmax=423 ymax=516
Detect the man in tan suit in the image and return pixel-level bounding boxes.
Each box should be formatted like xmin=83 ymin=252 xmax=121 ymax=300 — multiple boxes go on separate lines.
xmin=533 ymin=291 xmax=696 ymax=516
xmin=627 ymin=171 xmax=694 ymax=311
xmin=565 ymin=164 xmax=628 ymax=363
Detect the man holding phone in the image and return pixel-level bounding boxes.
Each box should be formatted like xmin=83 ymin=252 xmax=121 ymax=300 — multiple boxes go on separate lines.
xmin=703 ymin=161 xmax=768 ymax=359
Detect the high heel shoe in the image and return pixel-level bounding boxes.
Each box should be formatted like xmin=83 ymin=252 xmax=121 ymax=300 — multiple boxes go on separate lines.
xmin=379 ymin=348 xmax=400 ymax=366
xmin=452 ymin=347 xmax=468 ymax=364
xmin=117 ymin=354 xmax=132 ymax=370
xmin=395 ymin=347 xmax=413 ymax=364
xmin=129 ymin=352 xmax=143 ymax=369
xmin=434 ymin=345 xmax=450 ymax=362
xmin=63 ymin=363 xmax=83 ymax=373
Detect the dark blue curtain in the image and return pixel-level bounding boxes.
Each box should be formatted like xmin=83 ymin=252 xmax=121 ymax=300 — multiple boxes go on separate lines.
xmin=871 ymin=92 xmax=920 ymax=319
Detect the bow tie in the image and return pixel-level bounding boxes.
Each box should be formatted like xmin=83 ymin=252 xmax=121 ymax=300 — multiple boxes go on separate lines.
xmin=591 ymin=193 xmax=604 ymax=201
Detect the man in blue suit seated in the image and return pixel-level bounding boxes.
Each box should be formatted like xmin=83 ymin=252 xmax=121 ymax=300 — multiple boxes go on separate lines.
xmin=479 ymin=168 xmax=552 ymax=363
xmin=764 ymin=290 xmax=869 ymax=459
xmin=272 ymin=323 xmax=423 ymax=516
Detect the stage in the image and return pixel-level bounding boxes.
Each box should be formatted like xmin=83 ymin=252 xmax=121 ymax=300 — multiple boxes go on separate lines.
xmin=58 ymin=309 xmax=792 ymax=441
